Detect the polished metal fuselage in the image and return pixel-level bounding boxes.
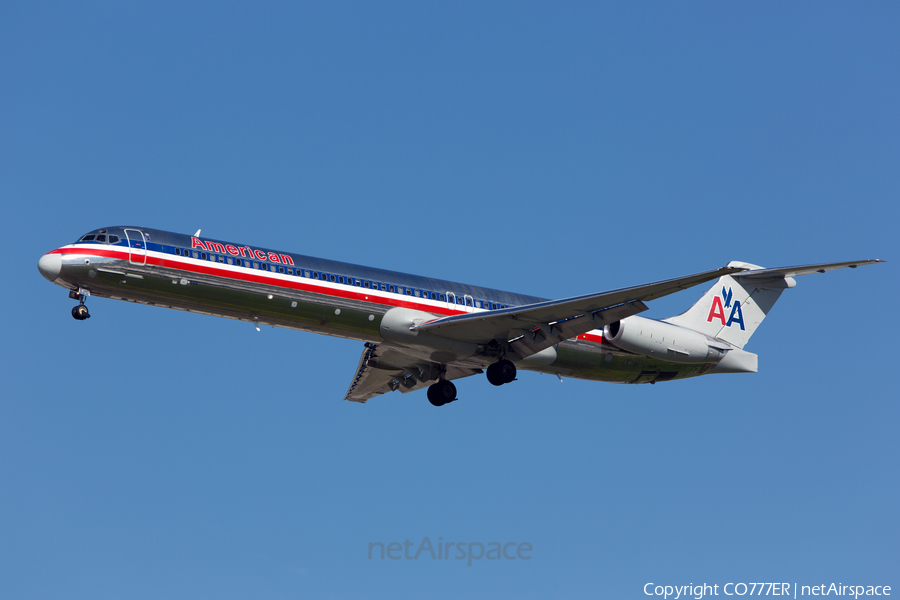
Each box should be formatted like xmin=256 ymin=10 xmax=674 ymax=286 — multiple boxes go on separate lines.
xmin=41 ymin=226 xmax=710 ymax=385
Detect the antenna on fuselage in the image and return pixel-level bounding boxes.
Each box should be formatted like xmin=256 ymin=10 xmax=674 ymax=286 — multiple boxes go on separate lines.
xmin=194 ymin=229 xmax=201 ymax=237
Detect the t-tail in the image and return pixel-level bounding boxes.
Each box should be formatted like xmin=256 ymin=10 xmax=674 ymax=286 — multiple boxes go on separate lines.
xmin=601 ymin=260 xmax=882 ymax=377
xmin=659 ymin=259 xmax=884 ymax=371
xmin=663 ymin=261 xmax=791 ymax=350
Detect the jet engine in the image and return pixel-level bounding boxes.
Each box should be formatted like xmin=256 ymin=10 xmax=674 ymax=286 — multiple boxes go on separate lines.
xmin=603 ymin=316 xmax=726 ymax=364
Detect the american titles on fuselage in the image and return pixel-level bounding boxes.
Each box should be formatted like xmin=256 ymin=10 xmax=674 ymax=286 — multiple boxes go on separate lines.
xmin=191 ymin=237 xmax=294 ymax=265
xmin=73 ymin=229 xmax=513 ymax=313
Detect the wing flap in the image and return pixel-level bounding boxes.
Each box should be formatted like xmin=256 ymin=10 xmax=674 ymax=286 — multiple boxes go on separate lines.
xmin=506 ymin=300 xmax=647 ymax=358
xmin=344 ymin=343 xmax=482 ymax=403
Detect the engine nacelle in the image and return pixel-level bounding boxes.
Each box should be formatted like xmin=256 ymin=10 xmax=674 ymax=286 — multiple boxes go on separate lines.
xmin=603 ymin=316 xmax=725 ymax=364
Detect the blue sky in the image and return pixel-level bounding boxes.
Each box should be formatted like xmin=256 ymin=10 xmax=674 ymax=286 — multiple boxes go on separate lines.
xmin=2 ymin=3 xmax=897 ymax=598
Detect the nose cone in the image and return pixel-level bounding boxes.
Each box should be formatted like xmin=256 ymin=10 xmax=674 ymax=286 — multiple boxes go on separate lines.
xmin=38 ymin=252 xmax=62 ymax=282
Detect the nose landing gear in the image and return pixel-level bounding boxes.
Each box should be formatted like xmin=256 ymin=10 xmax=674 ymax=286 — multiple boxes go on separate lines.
xmin=69 ymin=289 xmax=91 ymax=320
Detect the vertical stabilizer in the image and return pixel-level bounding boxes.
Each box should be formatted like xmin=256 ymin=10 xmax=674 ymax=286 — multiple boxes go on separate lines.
xmin=663 ymin=261 xmax=794 ymax=349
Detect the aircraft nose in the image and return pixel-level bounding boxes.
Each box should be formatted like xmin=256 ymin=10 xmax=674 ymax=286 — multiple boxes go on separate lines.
xmin=38 ymin=252 xmax=62 ymax=282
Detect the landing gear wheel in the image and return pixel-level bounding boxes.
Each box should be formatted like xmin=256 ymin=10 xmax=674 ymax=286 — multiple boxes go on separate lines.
xmin=487 ymin=359 xmax=516 ymax=386
xmin=71 ymin=304 xmax=90 ymax=320
xmin=427 ymin=380 xmax=457 ymax=407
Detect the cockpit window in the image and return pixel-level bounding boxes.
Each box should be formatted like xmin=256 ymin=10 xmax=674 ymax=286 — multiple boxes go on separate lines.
xmin=96 ymin=234 xmax=107 ymax=242
xmin=80 ymin=235 xmax=96 ymax=241
xmin=108 ymin=235 xmax=119 ymax=244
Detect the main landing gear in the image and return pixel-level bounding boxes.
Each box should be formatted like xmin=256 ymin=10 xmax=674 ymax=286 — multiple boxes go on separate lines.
xmin=486 ymin=359 xmax=516 ymax=386
xmin=427 ymin=379 xmax=457 ymax=407
xmin=427 ymin=360 xmax=516 ymax=407
xmin=70 ymin=290 xmax=90 ymax=320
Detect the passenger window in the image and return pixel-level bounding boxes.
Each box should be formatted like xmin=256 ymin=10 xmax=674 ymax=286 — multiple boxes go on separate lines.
xmin=226 ymin=257 xmax=233 ymax=265
xmin=406 ymin=289 xmax=412 ymax=296
xmin=355 ymin=279 xmax=361 ymax=286
xmin=253 ymin=261 xmax=259 ymax=269
xmin=313 ymin=272 xmax=320 ymax=280
xmin=330 ymin=275 xmax=336 ymax=282
xmin=431 ymin=292 xmax=437 ymax=300
xmin=439 ymin=294 xmax=445 ymax=301
xmin=278 ymin=266 xmax=285 ymax=274
xmin=389 ymin=285 xmax=395 ymax=293
xmin=200 ymin=252 xmax=207 ymax=260
xmin=338 ymin=276 xmax=345 ymax=284
xmin=466 ymin=298 xmax=472 ymax=307
xmin=414 ymin=290 xmax=420 ymax=297
xmin=218 ymin=256 xmax=225 ymax=263
xmin=364 ymin=281 xmax=370 ymax=289
xmin=380 ymin=284 xmax=387 ymax=291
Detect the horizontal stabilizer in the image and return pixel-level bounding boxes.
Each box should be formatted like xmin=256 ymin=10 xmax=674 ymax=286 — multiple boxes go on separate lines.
xmin=733 ymin=259 xmax=884 ymax=282
xmin=665 ymin=259 xmax=884 ymax=349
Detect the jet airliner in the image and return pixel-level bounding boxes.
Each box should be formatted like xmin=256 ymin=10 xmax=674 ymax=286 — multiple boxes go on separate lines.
xmin=37 ymin=226 xmax=882 ymax=406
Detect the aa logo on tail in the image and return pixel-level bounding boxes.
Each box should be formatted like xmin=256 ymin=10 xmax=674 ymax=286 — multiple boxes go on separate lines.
xmin=707 ymin=286 xmax=745 ymax=330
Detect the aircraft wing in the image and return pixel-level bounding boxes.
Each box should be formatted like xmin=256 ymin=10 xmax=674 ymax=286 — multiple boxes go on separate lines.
xmin=412 ymin=265 xmax=746 ymax=360
xmin=344 ymin=343 xmax=482 ymax=403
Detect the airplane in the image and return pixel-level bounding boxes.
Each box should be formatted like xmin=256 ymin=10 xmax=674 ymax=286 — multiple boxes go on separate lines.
xmin=37 ymin=226 xmax=882 ymax=406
